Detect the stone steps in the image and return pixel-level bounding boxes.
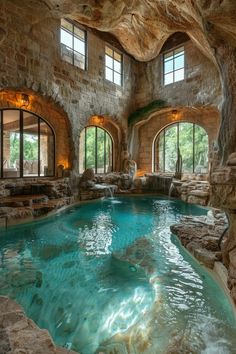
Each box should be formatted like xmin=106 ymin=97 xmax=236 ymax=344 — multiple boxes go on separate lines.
xmin=0 ymin=194 xmax=49 ymax=207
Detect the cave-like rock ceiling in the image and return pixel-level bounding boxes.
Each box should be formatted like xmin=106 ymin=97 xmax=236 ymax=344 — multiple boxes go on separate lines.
xmin=14 ymin=0 xmax=236 ymax=62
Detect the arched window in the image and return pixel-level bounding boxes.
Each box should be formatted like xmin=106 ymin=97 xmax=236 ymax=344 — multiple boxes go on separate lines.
xmin=153 ymin=122 xmax=208 ymax=173
xmin=79 ymin=126 xmax=113 ymax=174
xmin=0 ymin=109 xmax=55 ymax=178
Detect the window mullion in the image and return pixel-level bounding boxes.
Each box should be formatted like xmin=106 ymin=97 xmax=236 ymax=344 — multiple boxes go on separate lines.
xmin=163 ymin=130 xmax=165 ymax=172
xmin=95 ymin=127 xmax=97 ymax=174
xmin=38 ymin=118 xmax=40 ymax=177
xmin=193 ymin=124 xmax=195 ymax=173
xmin=0 ymin=110 xmax=3 ymax=178
xmin=20 ymin=110 xmax=23 ymax=178
xmin=104 ymin=130 xmax=106 ymax=173
xmin=84 ymin=127 xmax=87 ymax=170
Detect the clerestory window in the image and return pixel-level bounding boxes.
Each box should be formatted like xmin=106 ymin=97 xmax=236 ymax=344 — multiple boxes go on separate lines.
xmin=163 ymin=46 xmax=185 ymax=85
xmin=105 ymin=46 xmax=122 ymax=86
xmin=60 ymin=19 xmax=87 ymax=70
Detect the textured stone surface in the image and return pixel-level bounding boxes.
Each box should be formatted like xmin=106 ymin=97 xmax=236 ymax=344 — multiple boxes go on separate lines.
xmin=0 ymin=296 xmax=79 ymax=354
xmin=0 ymin=178 xmax=74 ymax=222
xmin=170 ymin=209 xmax=227 ymax=269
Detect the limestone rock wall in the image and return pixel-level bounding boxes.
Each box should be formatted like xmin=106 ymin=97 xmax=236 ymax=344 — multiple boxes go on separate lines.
xmin=134 ymin=38 xmax=221 ymax=110
xmin=0 ymin=0 xmax=136 ymax=174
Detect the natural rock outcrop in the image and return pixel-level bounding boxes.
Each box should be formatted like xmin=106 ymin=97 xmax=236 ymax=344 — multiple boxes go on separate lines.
xmin=0 ymin=296 xmax=79 ymax=354
xmin=170 ymin=209 xmax=227 ymax=269
xmin=0 ymin=178 xmax=74 ymax=222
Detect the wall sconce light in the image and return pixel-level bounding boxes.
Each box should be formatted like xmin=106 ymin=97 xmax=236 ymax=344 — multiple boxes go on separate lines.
xmin=20 ymin=93 xmax=29 ymax=108
xmin=92 ymin=114 xmax=104 ymax=125
xmin=171 ymin=109 xmax=178 ymax=120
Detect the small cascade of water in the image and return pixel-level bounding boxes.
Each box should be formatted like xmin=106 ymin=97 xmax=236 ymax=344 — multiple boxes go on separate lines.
xmin=168 ymin=182 xmax=175 ymax=198
xmin=105 ymin=186 xmax=114 ymax=199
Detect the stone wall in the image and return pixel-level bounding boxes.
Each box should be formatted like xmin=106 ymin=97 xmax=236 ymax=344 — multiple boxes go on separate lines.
xmin=134 ymin=38 xmax=221 ymax=109
xmin=0 ymin=0 xmax=136 ymax=175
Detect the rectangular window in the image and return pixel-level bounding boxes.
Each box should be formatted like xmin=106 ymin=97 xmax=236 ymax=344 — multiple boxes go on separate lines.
xmin=105 ymin=46 xmax=122 ymax=86
xmin=163 ymin=46 xmax=184 ymax=85
xmin=60 ymin=19 xmax=87 ymax=70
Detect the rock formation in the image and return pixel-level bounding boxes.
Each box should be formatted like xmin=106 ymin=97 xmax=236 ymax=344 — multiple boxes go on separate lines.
xmin=0 ymin=296 xmax=79 ymax=354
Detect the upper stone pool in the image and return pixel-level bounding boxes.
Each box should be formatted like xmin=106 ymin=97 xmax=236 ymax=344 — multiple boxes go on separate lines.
xmin=0 ymin=196 xmax=235 ymax=353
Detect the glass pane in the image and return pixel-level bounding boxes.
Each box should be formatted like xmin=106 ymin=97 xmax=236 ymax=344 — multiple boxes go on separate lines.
xmin=164 ymin=51 xmax=173 ymax=60
xmin=97 ymin=128 xmax=105 ymax=173
xmin=156 ymin=131 xmax=164 ymax=171
xmin=164 ymin=59 xmax=173 ymax=74
xmin=194 ymin=125 xmax=208 ymax=173
xmin=175 ymin=46 xmax=184 ymax=55
xmin=105 ymin=134 xmax=112 ymax=173
xmin=79 ymin=129 xmax=85 ymax=173
xmin=114 ymin=72 xmax=121 ymax=86
xmin=60 ymin=28 xmax=73 ymax=48
xmin=74 ymin=27 xmax=85 ymax=40
xmin=174 ymin=54 xmax=184 ymax=70
xmin=74 ymin=51 xmax=85 ymax=69
xmin=164 ymin=72 xmax=173 ymax=85
xmin=85 ymin=127 xmax=96 ymax=171
xmin=105 ymin=46 xmax=113 ymax=56
xmin=114 ymin=59 xmax=121 ymax=73
xmin=61 ymin=45 xmax=73 ymax=64
xmin=164 ymin=124 xmax=177 ymax=172
xmin=3 ymin=110 xmax=20 ymax=178
xmin=40 ymin=119 xmax=54 ymax=177
xmin=74 ymin=37 xmax=85 ymax=55
xmin=105 ymin=67 xmax=113 ymax=82
xmin=61 ymin=19 xmax=73 ymax=32
xmin=179 ymin=123 xmax=193 ymax=173
xmin=105 ymin=55 xmax=113 ymax=69
xmin=174 ymin=68 xmax=184 ymax=82
xmin=23 ymin=112 xmax=39 ymax=177
xmin=114 ymin=51 xmax=121 ymax=62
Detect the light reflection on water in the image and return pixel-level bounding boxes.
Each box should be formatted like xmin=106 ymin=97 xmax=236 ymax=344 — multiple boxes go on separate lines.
xmin=0 ymin=196 xmax=235 ymax=354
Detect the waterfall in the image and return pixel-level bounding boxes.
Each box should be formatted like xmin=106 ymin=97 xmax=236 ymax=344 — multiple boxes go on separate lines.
xmin=105 ymin=186 xmax=114 ymax=199
xmin=169 ymin=182 xmax=174 ymax=198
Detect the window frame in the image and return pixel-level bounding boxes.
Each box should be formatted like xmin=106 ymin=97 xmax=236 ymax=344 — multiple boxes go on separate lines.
xmin=81 ymin=125 xmax=113 ymax=174
xmin=153 ymin=122 xmax=208 ymax=174
xmin=60 ymin=18 xmax=87 ymax=70
xmin=0 ymin=108 xmax=55 ymax=179
xmin=163 ymin=46 xmax=185 ymax=86
xmin=105 ymin=45 xmax=123 ymax=87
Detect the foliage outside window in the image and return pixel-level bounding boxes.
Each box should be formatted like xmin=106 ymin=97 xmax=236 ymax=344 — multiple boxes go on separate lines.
xmin=154 ymin=122 xmax=208 ymax=173
xmin=105 ymin=46 xmax=122 ymax=86
xmin=79 ymin=126 xmax=113 ymax=174
xmin=163 ymin=46 xmax=185 ymax=85
xmin=0 ymin=109 xmax=55 ymax=178
xmin=60 ymin=19 xmax=87 ymax=70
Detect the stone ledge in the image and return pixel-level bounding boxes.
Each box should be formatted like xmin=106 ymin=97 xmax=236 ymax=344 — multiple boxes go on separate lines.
xmin=0 ymin=296 xmax=79 ymax=354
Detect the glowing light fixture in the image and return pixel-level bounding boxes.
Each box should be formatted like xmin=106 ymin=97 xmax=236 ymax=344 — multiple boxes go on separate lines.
xmin=171 ymin=109 xmax=178 ymax=120
xmin=92 ymin=114 xmax=104 ymax=125
xmin=20 ymin=93 xmax=29 ymax=107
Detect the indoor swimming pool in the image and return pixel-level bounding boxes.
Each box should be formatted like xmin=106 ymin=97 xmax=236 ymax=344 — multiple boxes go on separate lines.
xmin=0 ymin=196 xmax=236 ymax=353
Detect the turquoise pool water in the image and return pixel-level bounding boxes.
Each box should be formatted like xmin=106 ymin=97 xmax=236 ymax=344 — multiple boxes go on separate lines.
xmin=0 ymin=196 xmax=236 ymax=353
